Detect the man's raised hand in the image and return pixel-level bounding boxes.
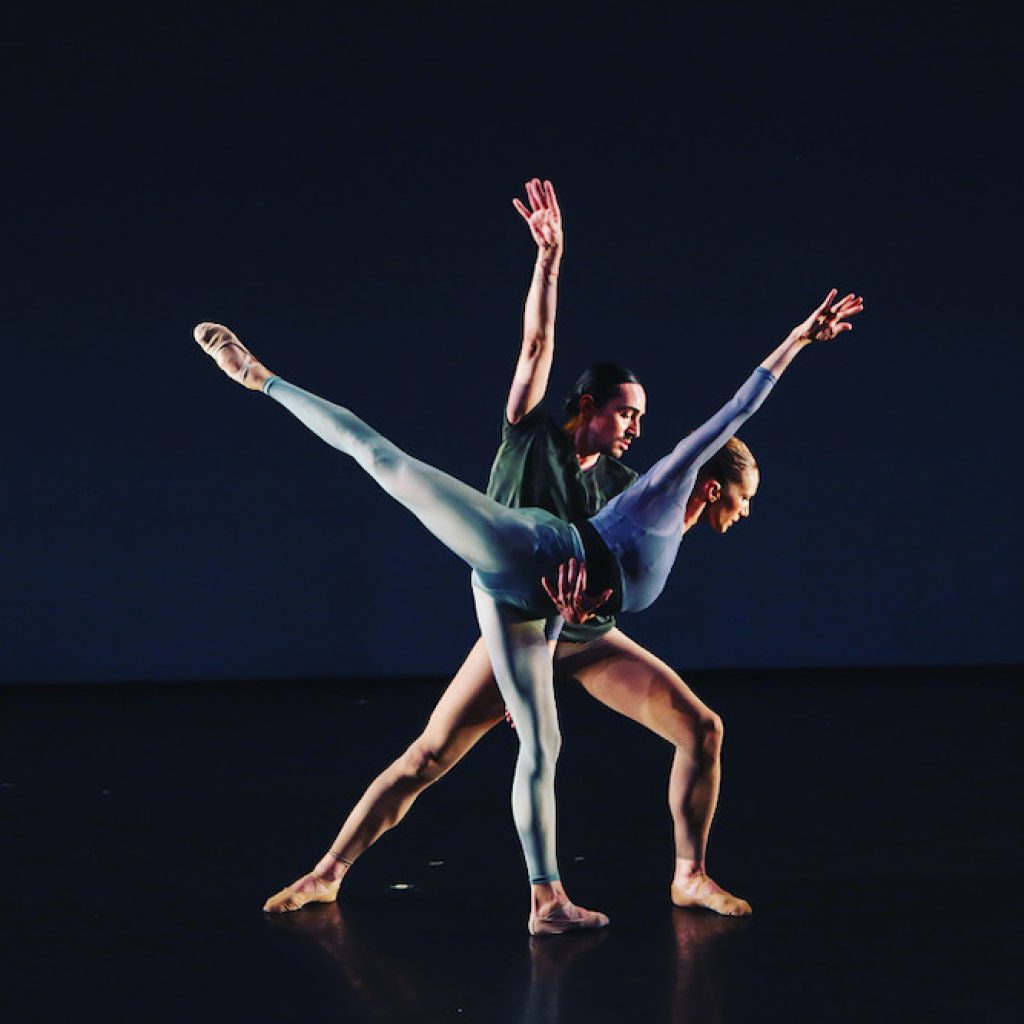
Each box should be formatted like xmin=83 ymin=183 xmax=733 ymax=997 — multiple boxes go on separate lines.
xmin=513 ymin=178 xmax=563 ymax=254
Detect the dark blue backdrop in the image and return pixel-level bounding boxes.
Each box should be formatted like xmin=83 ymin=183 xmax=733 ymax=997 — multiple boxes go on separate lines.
xmin=3 ymin=3 xmax=1020 ymax=682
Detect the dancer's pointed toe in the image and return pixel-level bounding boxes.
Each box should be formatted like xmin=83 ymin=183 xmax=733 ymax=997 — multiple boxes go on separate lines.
xmin=193 ymin=321 xmax=223 ymax=346
xmin=193 ymin=321 xmax=268 ymax=389
xmin=263 ymin=874 xmax=340 ymax=914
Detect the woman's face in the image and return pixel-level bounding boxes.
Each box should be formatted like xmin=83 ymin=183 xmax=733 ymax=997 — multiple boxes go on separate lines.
xmin=707 ymin=467 xmax=759 ymax=533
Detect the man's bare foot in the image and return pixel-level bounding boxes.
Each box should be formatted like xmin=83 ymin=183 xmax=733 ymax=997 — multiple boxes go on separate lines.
xmin=528 ymin=901 xmax=611 ymax=937
xmin=670 ymin=873 xmax=752 ymax=917
xmin=263 ymin=872 xmax=341 ymax=914
xmin=194 ymin=322 xmax=272 ymax=391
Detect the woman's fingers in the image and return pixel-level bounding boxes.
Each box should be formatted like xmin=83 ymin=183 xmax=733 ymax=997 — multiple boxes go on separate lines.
xmin=815 ymin=288 xmax=838 ymax=317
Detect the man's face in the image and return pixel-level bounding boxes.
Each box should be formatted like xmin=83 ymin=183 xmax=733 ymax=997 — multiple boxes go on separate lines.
xmin=585 ymin=383 xmax=646 ymax=458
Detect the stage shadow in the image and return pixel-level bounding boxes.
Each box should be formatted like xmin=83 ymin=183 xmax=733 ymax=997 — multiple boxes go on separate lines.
xmin=264 ymin=899 xmax=747 ymax=1024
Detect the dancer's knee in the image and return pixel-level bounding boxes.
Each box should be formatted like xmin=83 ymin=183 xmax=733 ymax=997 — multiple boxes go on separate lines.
xmin=672 ymin=711 xmax=724 ymax=761
xmin=354 ymin=434 xmax=403 ymax=477
xmin=699 ymin=713 xmax=724 ymax=760
xmin=543 ymin=724 xmax=562 ymax=764
xmin=535 ymin=716 xmax=562 ymax=764
xmin=518 ymin=721 xmax=562 ymax=778
xmin=396 ymin=736 xmax=454 ymax=787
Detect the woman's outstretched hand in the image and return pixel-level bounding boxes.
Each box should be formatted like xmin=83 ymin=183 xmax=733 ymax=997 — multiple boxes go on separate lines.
xmin=762 ymin=288 xmax=866 ymax=379
xmin=541 ymin=558 xmax=612 ymax=624
xmin=513 ymin=178 xmax=563 ymax=254
xmin=792 ymin=289 xmax=865 ymax=343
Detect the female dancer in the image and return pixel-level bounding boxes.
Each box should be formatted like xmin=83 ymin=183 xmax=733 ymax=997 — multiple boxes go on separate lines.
xmin=196 ymin=277 xmax=861 ymax=935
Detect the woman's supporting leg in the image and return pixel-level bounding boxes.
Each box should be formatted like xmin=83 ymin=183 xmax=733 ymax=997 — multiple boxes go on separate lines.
xmin=263 ymin=639 xmax=506 ymax=912
xmin=473 ymin=590 xmax=562 ymax=883
xmin=472 ymin=590 xmax=609 ymax=934
xmin=554 ymin=630 xmax=752 ymax=916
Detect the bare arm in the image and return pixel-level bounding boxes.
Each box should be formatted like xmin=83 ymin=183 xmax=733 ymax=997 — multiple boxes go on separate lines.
xmin=506 ymin=179 xmax=564 ymax=424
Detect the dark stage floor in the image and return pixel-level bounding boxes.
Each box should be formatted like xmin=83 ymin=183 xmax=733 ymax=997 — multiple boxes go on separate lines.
xmin=2 ymin=667 xmax=1021 ymax=1022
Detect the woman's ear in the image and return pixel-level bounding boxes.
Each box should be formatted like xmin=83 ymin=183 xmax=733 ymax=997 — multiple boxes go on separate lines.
xmin=704 ymin=479 xmax=721 ymax=504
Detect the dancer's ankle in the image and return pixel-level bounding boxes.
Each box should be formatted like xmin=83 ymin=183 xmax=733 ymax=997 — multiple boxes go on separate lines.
xmin=530 ymin=879 xmax=568 ymax=916
xmin=245 ymin=364 xmax=273 ymax=391
xmin=673 ymin=857 xmax=704 ymax=882
xmin=314 ymin=849 xmax=354 ymax=884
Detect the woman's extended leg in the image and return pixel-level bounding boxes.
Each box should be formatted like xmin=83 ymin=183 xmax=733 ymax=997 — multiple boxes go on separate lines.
xmin=554 ymin=630 xmax=752 ymax=915
xmin=263 ymin=638 xmax=506 ymax=912
xmin=195 ymin=323 xmax=542 ymax=577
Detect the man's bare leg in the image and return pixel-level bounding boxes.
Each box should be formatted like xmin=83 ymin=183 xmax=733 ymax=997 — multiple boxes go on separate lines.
xmin=554 ymin=630 xmax=752 ymax=916
xmin=264 ymin=638 xmax=505 ymax=912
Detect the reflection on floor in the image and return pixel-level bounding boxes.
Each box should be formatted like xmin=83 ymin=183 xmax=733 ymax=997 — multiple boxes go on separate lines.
xmin=1 ymin=667 xmax=1021 ymax=1022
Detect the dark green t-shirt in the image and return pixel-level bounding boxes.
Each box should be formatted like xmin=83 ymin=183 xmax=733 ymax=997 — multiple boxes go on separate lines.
xmin=485 ymin=402 xmax=639 ymax=641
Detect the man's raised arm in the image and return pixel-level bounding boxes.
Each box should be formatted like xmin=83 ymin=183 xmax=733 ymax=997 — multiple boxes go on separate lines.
xmin=506 ymin=178 xmax=564 ymax=424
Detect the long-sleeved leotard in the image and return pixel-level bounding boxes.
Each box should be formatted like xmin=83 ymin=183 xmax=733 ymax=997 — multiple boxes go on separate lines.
xmin=262 ymin=363 xmax=776 ymax=882
xmin=590 ymin=366 xmax=775 ymax=611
